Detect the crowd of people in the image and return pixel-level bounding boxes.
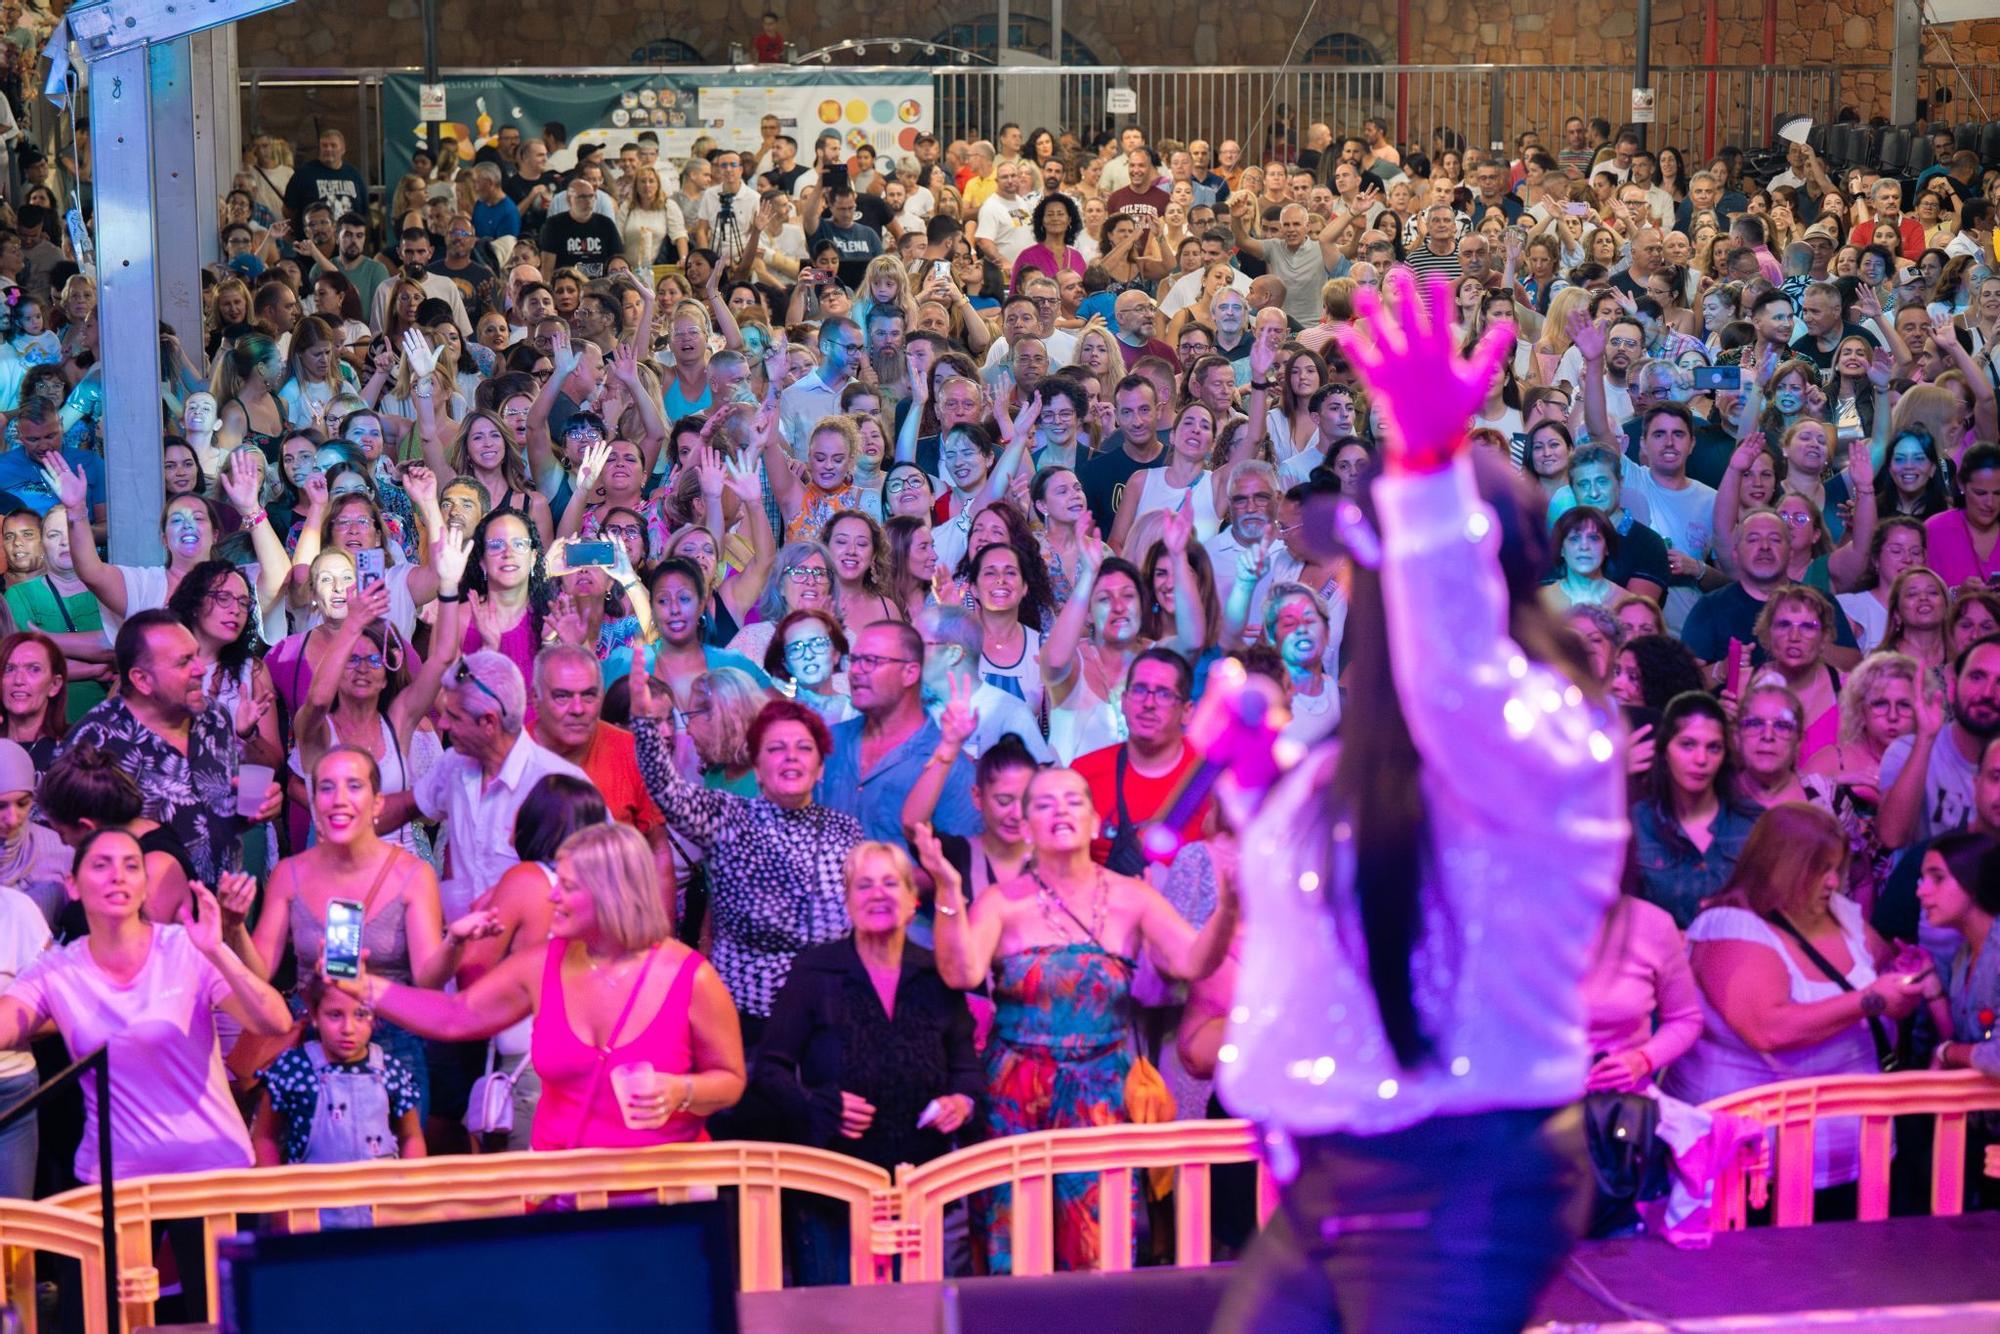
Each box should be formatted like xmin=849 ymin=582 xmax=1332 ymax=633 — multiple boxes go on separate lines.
xmin=0 ymin=86 xmax=1985 ymax=1292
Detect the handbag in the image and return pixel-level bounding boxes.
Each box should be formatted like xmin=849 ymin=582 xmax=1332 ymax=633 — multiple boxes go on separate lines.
xmin=1581 ymin=1088 xmax=1671 ymax=1238
xmin=1766 ymin=912 xmax=1899 ymax=1071
xmin=1102 ymin=747 xmax=1150 ymax=877
xmin=464 ymin=1043 xmax=532 ymax=1136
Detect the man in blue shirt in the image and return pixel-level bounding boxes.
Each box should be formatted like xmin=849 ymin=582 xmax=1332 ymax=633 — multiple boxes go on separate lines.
xmin=816 ymin=621 xmax=981 ymax=847
xmin=0 ymin=401 xmax=100 ymax=527
xmin=470 ymin=163 xmax=522 ymax=241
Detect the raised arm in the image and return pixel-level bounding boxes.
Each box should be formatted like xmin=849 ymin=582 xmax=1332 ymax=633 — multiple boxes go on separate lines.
xmin=1827 ymin=435 xmax=1876 ymax=591
xmin=1040 ymin=533 xmax=1108 ymax=706
xmin=217 ymin=449 xmax=295 ymax=611
xmin=404 ymin=330 xmax=454 ymax=479
xmin=359 ymin=944 xmax=540 ymax=1041
xmin=1336 ymin=269 xmax=1624 ymax=817
xmin=914 ymin=823 xmax=1004 ymax=990
xmin=1227 ymin=194 xmax=1267 ymax=259
xmin=628 ymin=663 xmax=737 ymax=848
xmin=45 ymin=456 xmax=125 ymax=615
xmin=392 ymin=529 xmax=470 ymax=748
xmin=526 ymin=326 xmax=582 ymax=489
xmin=901 ymin=675 xmax=979 ymax=841
xmin=1135 ymin=839 xmax=1239 ymax=980
xmin=718 ymin=447 xmax=777 ymax=623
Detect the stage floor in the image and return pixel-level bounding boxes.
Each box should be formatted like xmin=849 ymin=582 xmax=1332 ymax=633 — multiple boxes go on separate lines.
xmin=735 ymin=1215 xmax=2000 ymax=1333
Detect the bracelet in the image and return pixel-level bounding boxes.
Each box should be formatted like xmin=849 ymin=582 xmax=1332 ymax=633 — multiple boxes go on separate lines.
xmin=675 ymin=1076 xmax=696 ymax=1114
xmin=935 ymin=894 xmax=960 ymax=918
xmin=925 ymin=748 xmax=957 ymax=768
xmin=242 ymin=509 xmax=267 ymax=529
xmin=1250 ymin=380 xmax=1272 ymax=391
xmin=436 ymin=588 xmax=465 ymax=604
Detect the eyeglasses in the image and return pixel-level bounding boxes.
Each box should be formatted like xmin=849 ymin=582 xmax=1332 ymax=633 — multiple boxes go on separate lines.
xmin=605 ymin=524 xmax=643 ymax=542
xmin=885 ymin=477 xmax=928 ymax=494
xmin=826 ymin=340 xmax=865 ymax=354
xmin=1776 ymin=512 xmax=1814 ymax=528
xmin=785 ymin=565 xmax=830 ymax=584
xmin=332 ymin=516 xmax=375 ymax=532
xmin=348 ymin=651 xmax=385 ymax=670
xmin=454 ymin=660 xmax=504 ymax=711
xmin=485 ymin=536 xmax=534 ymax=554
xmin=1738 ymin=716 xmax=1800 ymax=737
xmin=847 ymin=653 xmax=915 ymax=673
xmin=1230 ymin=493 xmax=1275 ymax=508
xmin=1770 ymin=617 xmax=1823 ymax=636
xmin=1126 ymin=683 xmax=1185 ymax=704
xmin=204 ymin=589 xmax=252 ymax=613
xmin=1867 ymin=697 xmax=1914 ymax=715
xmin=784 ymin=636 xmax=833 ymax=657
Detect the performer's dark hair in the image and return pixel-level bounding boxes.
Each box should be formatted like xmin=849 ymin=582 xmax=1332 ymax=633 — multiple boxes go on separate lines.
xmin=1326 ymin=452 xmax=1595 ymax=1069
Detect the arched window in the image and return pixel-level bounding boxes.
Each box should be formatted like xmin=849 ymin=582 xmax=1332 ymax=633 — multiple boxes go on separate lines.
xmin=628 ymin=38 xmax=707 ymax=65
xmin=928 ymin=18 xmax=1103 ymax=65
xmin=1305 ymin=33 xmax=1384 ymax=66
xmin=1302 ymin=32 xmax=1388 ymax=111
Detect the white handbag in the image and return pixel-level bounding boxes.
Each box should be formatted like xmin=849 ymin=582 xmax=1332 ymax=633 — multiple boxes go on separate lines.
xmin=464 ymin=1043 xmax=531 ymax=1136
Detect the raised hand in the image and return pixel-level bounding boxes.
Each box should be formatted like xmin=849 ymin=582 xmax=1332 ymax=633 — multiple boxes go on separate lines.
xmin=1730 ymin=431 xmax=1767 ymax=474
xmin=401 ymin=329 xmax=440 ymax=383
xmin=40 ymin=453 xmax=86 ymax=512
xmin=468 ymin=589 xmax=509 ymax=649
xmin=612 ymin=338 xmax=641 ymax=386
xmin=215 ymin=870 xmax=258 ymax=924
xmin=1847 ymin=435 xmax=1873 ymax=488
xmin=1565 ymin=309 xmax=1606 ymax=363
xmin=1163 ymin=497 xmax=1194 ymax=556
xmin=435 ymin=526 xmax=471 ymax=589
xmin=722 ymin=454 xmax=764 ymax=505
xmin=1866 ymin=348 xmax=1894 ymax=391
xmin=750 ymin=391 xmax=781 ymax=447
xmin=693 ymin=442 xmax=726 ymax=496
xmin=1336 ymin=268 xmax=1515 ymax=474
xmin=574 ymin=439 xmax=612 ymax=498
xmin=549 ymin=589 xmax=589 ymax=644
xmin=180 ymin=881 xmax=226 ymax=958
xmin=233 ymin=677 xmax=274 ymax=739
xmin=302 ymin=470 xmax=330 ymax=515
xmin=548 ymin=324 xmax=580 ymax=379
xmin=1012 ymin=391 xmax=1043 ymax=443
xmin=401 ymin=464 xmax=438 ymax=510
xmin=910 ymin=822 xmax=963 ymax=904
xmin=350 ymin=579 xmax=391 ymax=628
xmin=628 ymin=653 xmax=669 ymax=719
xmin=938 ymin=671 xmax=981 ymax=751
xmin=1247 ymin=327 xmax=1278 ymax=381
xmin=220 ymin=448 xmax=263 ymax=515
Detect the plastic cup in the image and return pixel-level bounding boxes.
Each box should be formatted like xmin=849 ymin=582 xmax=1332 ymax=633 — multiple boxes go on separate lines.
xmin=237 ymin=764 xmax=275 ymax=818
xmin=610 ymin=1061 xmax=665 ymax=1128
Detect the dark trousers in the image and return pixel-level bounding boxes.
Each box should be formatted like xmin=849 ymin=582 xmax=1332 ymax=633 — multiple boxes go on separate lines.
xmin=1213 ymin=1105 xmax=1588 ymax=1334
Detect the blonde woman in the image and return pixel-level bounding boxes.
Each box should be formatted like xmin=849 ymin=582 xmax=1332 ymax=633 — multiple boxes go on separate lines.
xmin=1530 ymin=287 xmax=1592 ymax=389
xmin=382 ymin=333 xmax=465 ymax=438
xmin=278 ymin=316 xmax=357 ymax=428
xmin=618 ymin=165 xmax=684 ymax=267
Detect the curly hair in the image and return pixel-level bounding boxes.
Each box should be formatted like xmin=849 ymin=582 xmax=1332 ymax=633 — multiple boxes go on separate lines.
xmin=459 ymin=506 xmax=553 ymax=647
xmin=819 ymin=509 xmax=891 ymax=597
xmin=165 ymin=558 xmax=263 ymax=675
xmin=1619 ymin=633 xmax=1707 ymax=712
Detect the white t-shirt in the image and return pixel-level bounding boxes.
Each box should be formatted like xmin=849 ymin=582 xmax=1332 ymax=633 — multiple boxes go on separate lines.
xmin=1625 ymin=469 xmax=1718 ymax=631
xmin=0 ymin=888 xmax=49 ymax=1079
xmin=976 ymin=191 xmax=1041 ymax=268
xmin=9 ymin=925 xmax=254 ymax=1181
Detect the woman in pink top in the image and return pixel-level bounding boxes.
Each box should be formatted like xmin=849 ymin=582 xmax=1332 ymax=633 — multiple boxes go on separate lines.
xmin=1581 ymin=868 xmax=1704 ymax=1090
xmin=1923 ymin=444 xmax=2000 ymax=590
xmin=357 ymin=823 xmax=746 ymax=1149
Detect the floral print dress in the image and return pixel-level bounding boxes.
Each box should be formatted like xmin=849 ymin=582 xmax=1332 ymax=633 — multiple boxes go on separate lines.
xmin=971 ymin=943 xmax=1140 ymax=1274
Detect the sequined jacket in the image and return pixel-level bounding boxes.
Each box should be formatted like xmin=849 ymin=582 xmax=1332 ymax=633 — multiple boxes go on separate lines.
xmin=1217 ymin=456 xmax=1629 ymax=1146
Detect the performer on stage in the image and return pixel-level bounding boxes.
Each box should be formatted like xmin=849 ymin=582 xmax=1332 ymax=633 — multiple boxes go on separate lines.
xmin=1212 ymin=270 xmax=1630 ymax=1332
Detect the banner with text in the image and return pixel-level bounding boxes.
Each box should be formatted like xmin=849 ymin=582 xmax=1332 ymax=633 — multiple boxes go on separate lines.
xmin=381 ymin=70 xmax=934 ymax=185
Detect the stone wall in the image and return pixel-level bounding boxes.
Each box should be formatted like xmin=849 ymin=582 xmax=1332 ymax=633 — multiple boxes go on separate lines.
xmin=237 ymin=0 xmax=1941 ymax=155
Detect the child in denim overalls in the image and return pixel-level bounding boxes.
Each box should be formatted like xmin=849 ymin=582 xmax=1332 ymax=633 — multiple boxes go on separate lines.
xmin=251 ymin=977 xmax=425 ymax=1226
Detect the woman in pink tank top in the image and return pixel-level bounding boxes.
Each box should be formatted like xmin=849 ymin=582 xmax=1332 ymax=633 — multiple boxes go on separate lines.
xmin=354 ymin=823 xmax=747 ymax=1148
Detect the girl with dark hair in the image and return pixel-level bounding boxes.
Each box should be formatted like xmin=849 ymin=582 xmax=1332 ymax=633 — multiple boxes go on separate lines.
xmin=1609 ymin=632 xmax=1707 ymax=713
xmin=456 ymin=773 xmax=611 ymax=1149
xmin=166 ymin=558 xmax=282 ymax=767
xmin=1211 ymin=274 xmax=1628 ymax=1333
xmin=821 ymin=510 xmax=901 ymax=635
xmin=458 ymin=506 xmax=553 ymax=688
xmin=37 ymin=743 xmax=198 ymax=931
xmin=1633 ymin=692 xmax=1762 ymax=928
xmin=1874 ymin=424 xmax=1952 ymax=521
xmin=0 ymin=629 xmax=68 ymax=772
xmin=883 ymin=514 xmax=940 ymax=622
xmin=1920 ymin=833 xmax=2000 ymax=1108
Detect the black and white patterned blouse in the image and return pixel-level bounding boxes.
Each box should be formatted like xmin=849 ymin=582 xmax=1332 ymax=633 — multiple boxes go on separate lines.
xmin=634 ymin=718 xmax=862 ymax=1018
xmin=61 ymin=695 xmax=245 ymax=886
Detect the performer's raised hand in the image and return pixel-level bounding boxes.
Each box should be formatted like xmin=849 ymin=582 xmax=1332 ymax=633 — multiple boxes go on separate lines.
xmin=1335 ymin=267 xmax=1515 ymax=476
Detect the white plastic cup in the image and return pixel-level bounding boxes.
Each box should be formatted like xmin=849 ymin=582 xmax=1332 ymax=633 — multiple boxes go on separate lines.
xmin=610 ymin=1061 xmax=665 ymax=1128
xmin=237 ymin=764 xmax=276 ymax=819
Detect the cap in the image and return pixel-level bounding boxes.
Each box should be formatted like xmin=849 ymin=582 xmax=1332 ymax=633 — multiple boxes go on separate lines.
xmin=1803 ymin=220 xmax=1840 ymax=244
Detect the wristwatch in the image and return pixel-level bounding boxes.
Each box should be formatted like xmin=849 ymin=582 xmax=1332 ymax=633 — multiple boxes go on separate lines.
xmin=1859 ymin=990 xmax=1887 ymax=1019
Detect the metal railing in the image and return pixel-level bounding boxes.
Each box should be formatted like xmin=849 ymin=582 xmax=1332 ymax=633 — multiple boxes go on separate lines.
xmin=240 ymin=62 xmax=1857 ymax=190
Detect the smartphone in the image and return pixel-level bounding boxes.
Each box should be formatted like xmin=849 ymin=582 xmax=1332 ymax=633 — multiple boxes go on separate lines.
xmin=823 ymin=161 xmax=849 ymax=189
xmin=1564 ymin=202 xmax=1590 ymax=217
xmin=323 ymin=899 xmax=364 ymax=980
xmin=1690 ymin=364 xmax=1742 ymax=393
xmin=568 ymin=538 xmax=618 ymax=568
xmin=354 ymin=547 xmax=385 ymax=591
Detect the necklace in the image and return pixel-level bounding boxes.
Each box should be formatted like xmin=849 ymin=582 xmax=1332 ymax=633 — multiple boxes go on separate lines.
xmin=1029 ymin=862 xmax=1109 ymax=945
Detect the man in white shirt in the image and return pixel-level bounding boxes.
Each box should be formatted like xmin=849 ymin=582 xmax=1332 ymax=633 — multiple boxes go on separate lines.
xmin=693 ymin=148 xmax=762 ymax=264
xmin=973 ymin=160 xmax=1040 ymax=269
xmin=915 ymin=605 xmax=1054 ymax=761
xmin=1162 ymin=227 xmax=1251 ymax=316
xmin=1946 ymin=199 xmax=1993 ymax=263
xmin=415 ymin=651 xmax=587 ymax=919
xmin=778 ymin=318 xmax=862 ymax=450
xmin=1204 ymin=461 xmax=1282 ymax=639
xmin=368 ymin=226 xmax=472 ymax=335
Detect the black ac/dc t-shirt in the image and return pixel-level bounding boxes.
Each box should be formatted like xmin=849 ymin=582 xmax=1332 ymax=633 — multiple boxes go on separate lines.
xmin=537 ymin=212 xmax=624 ymax=278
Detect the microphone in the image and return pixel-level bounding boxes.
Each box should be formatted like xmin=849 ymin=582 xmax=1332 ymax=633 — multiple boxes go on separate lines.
xmin=1140 ymin=660 xmax=1292 ymax=865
